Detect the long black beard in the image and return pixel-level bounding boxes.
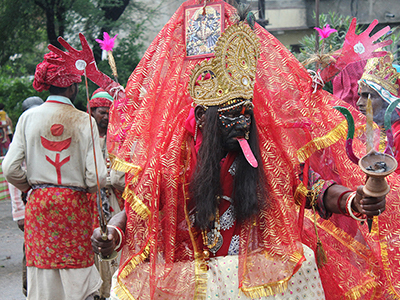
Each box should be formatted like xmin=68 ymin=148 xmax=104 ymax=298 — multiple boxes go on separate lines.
xmin=189 ymin=107 xmax=267 ymax=230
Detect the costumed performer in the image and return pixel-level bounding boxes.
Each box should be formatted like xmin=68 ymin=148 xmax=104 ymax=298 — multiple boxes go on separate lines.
xmin=355 ymin=52 xmax=400 ymax=172
xmin=333 ymin=59 xmax=367 ymax=108
xmin=89 ymin=88 xmax=125 ymax=300
xmin=87 ymin=1 xmax=397 ymax=299
xmin=2 ymin=51 xmax=107 ymax=300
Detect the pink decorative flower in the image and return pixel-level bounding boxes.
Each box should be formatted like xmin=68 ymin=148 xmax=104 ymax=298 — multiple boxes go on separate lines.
xmin=96 ymin=32 xmax=118 ymax=51
xmin=314 ymin=24 xmax=337 ymax=39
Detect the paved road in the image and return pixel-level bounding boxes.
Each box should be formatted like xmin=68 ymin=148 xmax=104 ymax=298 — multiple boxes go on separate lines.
xmin=0 ymin=199 xmax=25 ymax=300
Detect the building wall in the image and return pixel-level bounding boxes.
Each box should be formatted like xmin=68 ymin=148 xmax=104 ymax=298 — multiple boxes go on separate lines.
xmin=138 ymin=0 xmax=399 ymax=54
xmin=140 ymin=0 xmax=311 ymax=50
xmin=255 ymin=0 xmax=400 ymax=53
xmin=244 ymin=0 xmax=309 ymax=30
xmin=305 ymin=0 xmax=400 ymax=26
xmin=141 ymin=0 xmax=185 ymax=48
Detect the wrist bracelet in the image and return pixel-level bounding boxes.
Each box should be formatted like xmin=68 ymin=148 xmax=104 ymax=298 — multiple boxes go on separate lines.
xmin=337 ymin=190 xmax=352 ymax=215
xmin=346 ymin=192 xmax=367 ymax=221
xmin=107 ymin=224 xmax=125 ymax=252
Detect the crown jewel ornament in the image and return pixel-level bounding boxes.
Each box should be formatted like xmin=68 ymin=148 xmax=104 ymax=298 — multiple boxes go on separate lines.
xmin=189 ymin=22 xmax=260 ymax=107
xmin=361 ymin=52 xmax=400 ymax=96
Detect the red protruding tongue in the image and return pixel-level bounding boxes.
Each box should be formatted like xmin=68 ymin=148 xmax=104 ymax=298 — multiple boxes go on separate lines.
xmin=237 ymin=138 xmax=258 ymax=168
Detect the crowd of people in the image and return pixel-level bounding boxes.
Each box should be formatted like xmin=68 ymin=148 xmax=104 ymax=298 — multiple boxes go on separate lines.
xmin=2 ymin=0 xmax=400 ymax=299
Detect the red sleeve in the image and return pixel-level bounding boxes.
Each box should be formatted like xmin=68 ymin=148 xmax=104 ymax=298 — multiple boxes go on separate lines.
xmin=391 ymin=120 xmax=400 ymax=174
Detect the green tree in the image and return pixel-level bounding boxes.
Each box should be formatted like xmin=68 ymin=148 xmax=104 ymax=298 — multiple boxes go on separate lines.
xmin=0 ymin=0 xmax=45 ymax=68
xmin=294 ymin=13 xmax=352 ymax=64
xmin=384 ymin=28 xmax=400 ymax=63
xmin=0 ymin=66 xmax=48 ymax=125
xmin=0 ymin=0 xmax=153 ymax=123
xmin=33 ymin=0 xmax=77 ymax=49
xmin=76 ymin=27 xmax=145 ymax=111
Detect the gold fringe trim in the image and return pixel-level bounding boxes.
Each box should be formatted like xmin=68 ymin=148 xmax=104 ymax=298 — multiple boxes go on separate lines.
xmin=179 ymin=144 xmax=208 ymax=300
xmin=241 ymin=250 xmax=303 ymax=298
xmin=241 ymin=277 xmax=290 ymax=298
xmin=183 ymin=180 xmax=208 ymax=300
xmin=344 ymin=281 xmax=379 ymax=300
xmin=112 ymin=242 xmax=151 ymax=300
xmin=305 ymin=211 xmax=370 ymax=260
xmin=110 ymin=154 xmax=142 ymax=176
xmin=380 ymin=234 xmax=400 ymax=298
xmin=119 ymin=241 xmax=151 ymax=279
xmin=288 ymin=249 xmax=305 ymax=264
xmin=304 ymin=211 xmax=380 ymax=298
xmin=113 ymin=281 xmax=137 ymax=300
xmin=297 ymin=120 xmax=347 ymax=163
xmin=194 ymin=257 xmax=208 ymax=300
xmin=123 ymin=188 xmax=151 ymax=220
xmin=294 ymin=182 xmax=308 ymax=206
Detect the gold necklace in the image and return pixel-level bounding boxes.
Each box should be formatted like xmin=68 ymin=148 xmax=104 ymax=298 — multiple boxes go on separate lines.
xmin=201 ymin=208 xmax=222 ymax=253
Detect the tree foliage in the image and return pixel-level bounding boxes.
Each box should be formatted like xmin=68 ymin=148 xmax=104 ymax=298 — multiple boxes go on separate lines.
xmin=384 ymin=28 xmax=400 ymax=63
xmin=294 ymin=12 xmax=358 ymax=69
xmin=33 ymin=0 xmax=77 ymax=49
xmin=0 ymin=0 xmax=45 ymax=67
xmin=0 ymin=0 xmax=154 ymax=124
xmin=0 ymin=66 xmax=47 ymax=124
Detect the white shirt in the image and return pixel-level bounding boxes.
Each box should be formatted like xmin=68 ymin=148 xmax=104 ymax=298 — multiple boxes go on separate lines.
xmin=2 ymin=95 xmax=106 ymax=193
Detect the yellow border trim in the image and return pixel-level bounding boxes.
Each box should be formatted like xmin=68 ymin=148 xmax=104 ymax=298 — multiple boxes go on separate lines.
xmin=109 ymin=153 xmax=142 ymax=175
xmin=305 ymin=211 xmax=379 ymax=299
xmin=240 ymin=250 xmax=304 ymax=298
xmin=122 ymin=188 xmax=151 ymax=220
xmin=297 ymin=120 xmax=347 ymax=163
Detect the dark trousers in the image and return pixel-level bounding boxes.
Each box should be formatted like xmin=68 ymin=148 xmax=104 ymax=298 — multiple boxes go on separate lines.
xmin=22 ymin=242 xmax=27 ymax=296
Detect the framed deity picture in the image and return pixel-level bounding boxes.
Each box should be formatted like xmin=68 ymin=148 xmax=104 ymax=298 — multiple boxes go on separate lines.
xmin=184 ymin=2 xmax=225 ymax=59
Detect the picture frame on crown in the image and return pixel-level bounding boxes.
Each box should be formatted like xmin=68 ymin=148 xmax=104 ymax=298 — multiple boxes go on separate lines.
xmin=184 ymin=2 xmax=225 ymax=59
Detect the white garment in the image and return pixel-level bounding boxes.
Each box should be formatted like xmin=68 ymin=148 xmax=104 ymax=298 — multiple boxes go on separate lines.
xmin=27 ymin=265 xmax=102 ymax=300
xmin=206 ymin=244 xmax=325 ymax=299
xmin=109 ymin=245 xmax=325 ymax=300
xmin=2 ymin=96 xmax=106 ymax=193
xmin=9 ymin=181 xmax=25 ymax=220
xmin=5 ymin=96 xmax=107 ymax=300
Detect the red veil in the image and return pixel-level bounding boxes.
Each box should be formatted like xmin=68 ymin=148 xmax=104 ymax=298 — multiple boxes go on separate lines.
xmin=107 ymin=1 xmax=400 ymax=299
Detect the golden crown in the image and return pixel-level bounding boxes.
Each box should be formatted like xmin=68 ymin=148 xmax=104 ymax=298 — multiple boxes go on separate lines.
xmin=361 ymin=52 xmax=400 ymax=96
xmin=189 ymin=22 xmax=260 ymax=107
